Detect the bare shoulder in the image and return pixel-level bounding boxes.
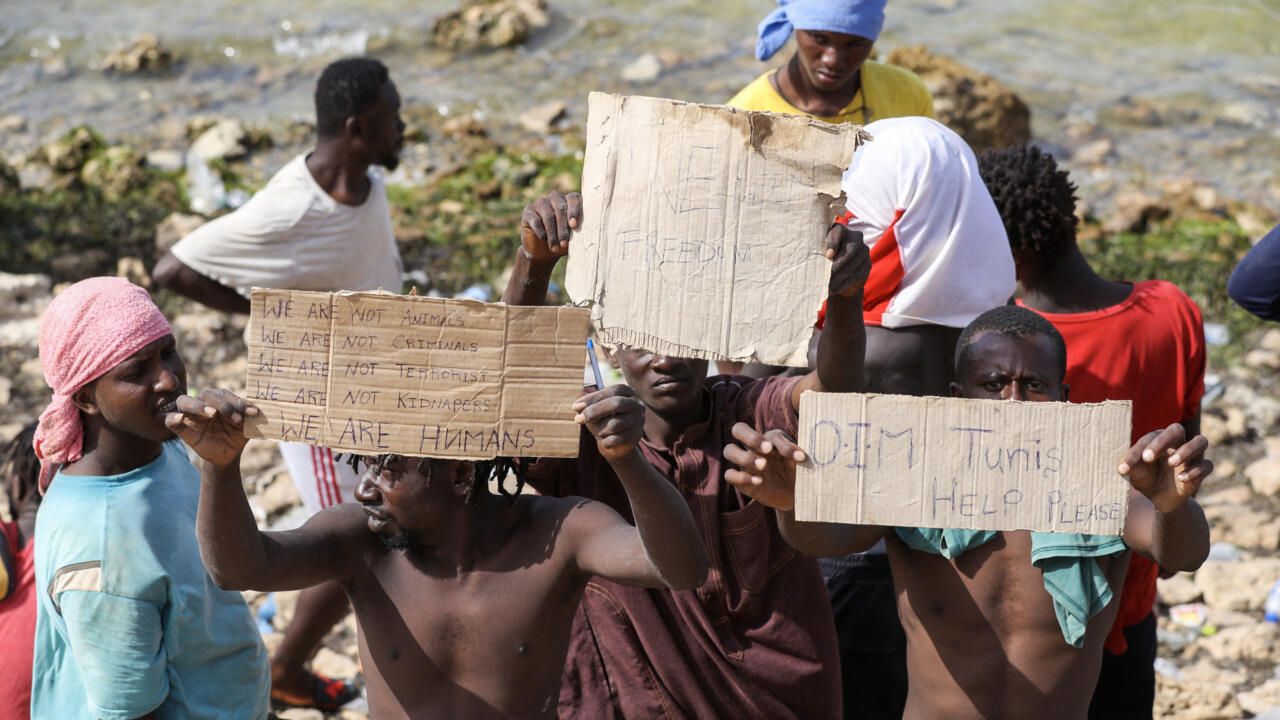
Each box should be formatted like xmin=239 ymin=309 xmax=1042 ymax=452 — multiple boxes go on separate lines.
xmin=514 ymin=494 xmax=626 ymax=538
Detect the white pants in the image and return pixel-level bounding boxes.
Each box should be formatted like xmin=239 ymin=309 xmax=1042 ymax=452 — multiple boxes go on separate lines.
xmin=278 ymin=443 xmax=360 ymax=515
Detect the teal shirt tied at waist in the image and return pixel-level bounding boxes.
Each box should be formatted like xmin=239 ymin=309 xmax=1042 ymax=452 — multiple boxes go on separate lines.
xmin=895 ymin=528 xmax=1127 ymax=648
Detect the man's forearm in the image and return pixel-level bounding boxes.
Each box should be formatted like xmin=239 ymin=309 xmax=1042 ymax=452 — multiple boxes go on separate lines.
xmin=152 ymin=253 xmax=250 ymax=314
xmin=777 ymin=509 xmax=883 ymax=557
xmin=815 ymin=291 xmax=866 ymax=393
xmin=501 ymin=249 xmax=559 ymax=306
xmin=1150 ymin=499 xmax=1210 ymax=572
xmin=611 ymin=450 xmax=708 ymax=590
xmin=196 ymin=460 xmax=271 ymax=589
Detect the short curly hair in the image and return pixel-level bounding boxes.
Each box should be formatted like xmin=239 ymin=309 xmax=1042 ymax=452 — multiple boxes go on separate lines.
xmin=955 ymin=305 xmax=1067 ymax=383
xmin=314 ymin=57 xmax=390 ymax=139
xmin=977 ymin=145 xmax=1079 ymax=262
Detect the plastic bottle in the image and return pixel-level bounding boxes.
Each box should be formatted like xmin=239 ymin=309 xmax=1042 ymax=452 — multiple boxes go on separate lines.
xmin=1264 ymin=580 xmax=1280 ymax=623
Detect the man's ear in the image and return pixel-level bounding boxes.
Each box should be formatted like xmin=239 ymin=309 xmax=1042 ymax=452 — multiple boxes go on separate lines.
xmin=948 ymin=381 xmax=962 ymax=398
xmin=71 ymin=384 xmax=100 ymax=416
xmin=604 ymin=347 xmax=620 ymax=370
xmin=344 ymin=115 xmax=363 ymax=141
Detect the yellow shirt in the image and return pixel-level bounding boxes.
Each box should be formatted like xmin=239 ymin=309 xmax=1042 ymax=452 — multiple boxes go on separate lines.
xmin=726 ymin=60 xmax=934 ymax=125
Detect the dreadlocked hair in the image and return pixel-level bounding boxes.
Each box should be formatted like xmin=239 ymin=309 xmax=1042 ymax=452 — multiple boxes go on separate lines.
xmin=2 ymin=422 xmax=39 ymax=511
xmin=977 ymin=144 xmax=1079 ymax=262
xmin=342 ymin=453 xmax=530 ymax=505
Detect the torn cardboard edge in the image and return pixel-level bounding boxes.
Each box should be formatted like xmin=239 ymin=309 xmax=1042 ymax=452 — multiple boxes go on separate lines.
xmin=567 ymin=91 xmax=870 ymax=366
xmin=794 ymin=392 xmax=1134 ymax=535
xmin=243 ymin=288 xmax=590 ymax=460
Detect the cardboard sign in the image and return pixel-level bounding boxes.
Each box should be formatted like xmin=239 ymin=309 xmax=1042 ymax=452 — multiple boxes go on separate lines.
xmin=567 ymin=92 xmax=869 ymax=366
xmin=243 ymin=289 xmax=590 ymax=459
xmin=795 ymin=393 xmax=1134 ymax=535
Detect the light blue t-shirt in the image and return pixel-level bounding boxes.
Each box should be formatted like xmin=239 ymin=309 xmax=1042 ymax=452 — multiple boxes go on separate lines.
xmin=32 ymin=440 xmax=270 ymax=720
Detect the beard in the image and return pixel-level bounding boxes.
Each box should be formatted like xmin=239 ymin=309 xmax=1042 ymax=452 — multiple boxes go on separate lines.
xmin=378 ymin=529 xmax=412 ymax=551
xmin=378 ymin=150 xmax=400 ymax=172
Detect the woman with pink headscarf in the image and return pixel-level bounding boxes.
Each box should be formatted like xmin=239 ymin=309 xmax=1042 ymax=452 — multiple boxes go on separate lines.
xmin=30 ymin=277 xmax=270 ymax=719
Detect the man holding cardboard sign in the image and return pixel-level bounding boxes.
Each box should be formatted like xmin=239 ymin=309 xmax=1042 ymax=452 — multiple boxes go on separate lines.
xmin=166 ymin=380 xmax=708 ymax=719
xmin=722 ymin=305 xmax=1211 ymax=719
xmin=505 ymin=188 xmax=870 ymax=719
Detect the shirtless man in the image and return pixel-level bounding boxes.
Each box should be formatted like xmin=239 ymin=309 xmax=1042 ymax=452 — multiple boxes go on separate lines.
xmin=722 ymin=305 xmax=1212 ymax=719
xmin=169 ymin=383 xmax=708 ymax=719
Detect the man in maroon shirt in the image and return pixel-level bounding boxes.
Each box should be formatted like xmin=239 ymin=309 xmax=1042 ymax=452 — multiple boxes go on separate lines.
xmin=502 ymin=190 xmax=869 ymax=718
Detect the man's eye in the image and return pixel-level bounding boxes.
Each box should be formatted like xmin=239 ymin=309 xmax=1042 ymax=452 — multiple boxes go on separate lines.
xmin=983 ymin=382 xmax=1003 ymax=392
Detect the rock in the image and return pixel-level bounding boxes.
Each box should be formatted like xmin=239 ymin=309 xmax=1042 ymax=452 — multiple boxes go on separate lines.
xmin=1195 ymin=557 xmax=1280 ymax=611
xmin=190 ymin=119 xmax=249 ymax=162
xmin=311 ymin=646 xmax=360 ymax=681
xmin=145 ymin=149 xmax=185 ymax=172
xmin=1103 ymin=190 xmax=1171 ymax=234
xmin=40 ymin=57 xmax=72 ymax=81
xmin=101 ymin=34 xmax=176 ymax=74
xmin=1106 ymin=97 xmax=1163 ymax=127
xmin=81 ymin=145 xmax=148 ymax=200
xmin=1200 ymin=484 xmax=1254 ymax=507
xmin=41 ymin=126 xmax=104 ymax=173
xmin=1248 ymin=396 xmax=1280 ymax=433
xmin=1072 ymin=137 xmax=1113 ymax=165
xmin=154 ymin=212 xmax=205 ymax=255
xmin=1248 ymin=457 xmax=1280 ymax=497
xmin=1262 ymin=329 xmax=1280 ymax=355
xmin=256 ymin=473 xmax=301 ymax=517
xmin=1158 ymin=573 xmax=1202 ymax=605
xmin=519 ymin=100 xmax=567 ymax=134
xmin=439 ymin=199 xmax=466 ymax=214
xmin=1218 ymin=510 xmax=1280 ymax=551
xmin=1201 ymin=622 xmax=1280 ymax=664
xmin=621 ymin=53 xmax=663 ymax=83
xmin=0 ymin=273 xmax=52 ymax=316
xmin=0 ymin=115 xmax=27 ymax=133
xmin=16 ymin=161 xmax=54 ymax=191
xmin=884 ymin=46 xmax=1031 ymax=153
xmin=1177 ymin=660 xmax=1248 ymax=689
xmin=1235 ymin=207 xmax=1274 ymax=238
xmin=276 ymin=709 xmax=325 ymax=720
xmin=1155 ymin=675 xmax=1242 ymax=720
xmin=1246 ymin=348 xmax=1280 ymax=370
xmin=0 ymin=318 xmax=41 ymax=349
xmin=50 ymin=248 xmax=111 ymax=280
xmin=1239 ymin=679 xmax=1280 ymax=716
xmin=0 ymin=378 xmax=11 ymax=406
xmin=115 ymin=257 xmax=149 ymax=288
xmin=431 ymin=0 xmax=550 ymax=52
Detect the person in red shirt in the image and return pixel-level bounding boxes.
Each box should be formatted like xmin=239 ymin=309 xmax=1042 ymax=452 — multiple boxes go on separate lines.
xmin=978 ymin=145 xmax=1205 ymax=719
xmin=0 ymin=423 xmax=40 ymax=720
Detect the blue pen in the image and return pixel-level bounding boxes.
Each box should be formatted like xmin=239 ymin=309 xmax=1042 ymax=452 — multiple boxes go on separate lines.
xmin=586 ymin=339 xmax=605 ymax=389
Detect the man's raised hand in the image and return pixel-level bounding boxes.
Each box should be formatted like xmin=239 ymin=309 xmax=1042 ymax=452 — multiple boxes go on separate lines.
xmin=1119 ymin=423 xmax=1213 ymax=514
xmin=723 ymin=423 xmax=807 ymax=511
xmin=165 ymin=389 xmax=259 ymax=470
xmin=520 ymin=190 xmax=583 ymax=263
xmin=825 ymin=224 xmax=871 ymax=299
xmin=574 ymin=385 xmax=645 ymax=463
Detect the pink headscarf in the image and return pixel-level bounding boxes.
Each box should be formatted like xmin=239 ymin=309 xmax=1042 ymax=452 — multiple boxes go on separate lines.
xmin=34 ymin=277 xmax=173 ymax=491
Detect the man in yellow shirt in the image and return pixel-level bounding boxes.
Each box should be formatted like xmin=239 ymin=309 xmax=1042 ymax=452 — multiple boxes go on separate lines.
xmin=727 ymin=3 xmax=934 ymax=717
xmin=728 ymin=0 xmax=933 ymax=124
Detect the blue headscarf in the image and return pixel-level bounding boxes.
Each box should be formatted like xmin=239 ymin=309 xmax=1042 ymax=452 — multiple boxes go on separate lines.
xmin=755 ymin=0 xmax=888 ymax=61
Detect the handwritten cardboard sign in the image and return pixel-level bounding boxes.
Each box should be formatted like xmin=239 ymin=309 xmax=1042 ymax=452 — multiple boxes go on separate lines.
xmin=566 ymin=92 xmax=869 ymax=366
xmin=795 ymin=393 xmax=1134 ymax=535
xmin=243 ymin=289 xmax=590 ymax=459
